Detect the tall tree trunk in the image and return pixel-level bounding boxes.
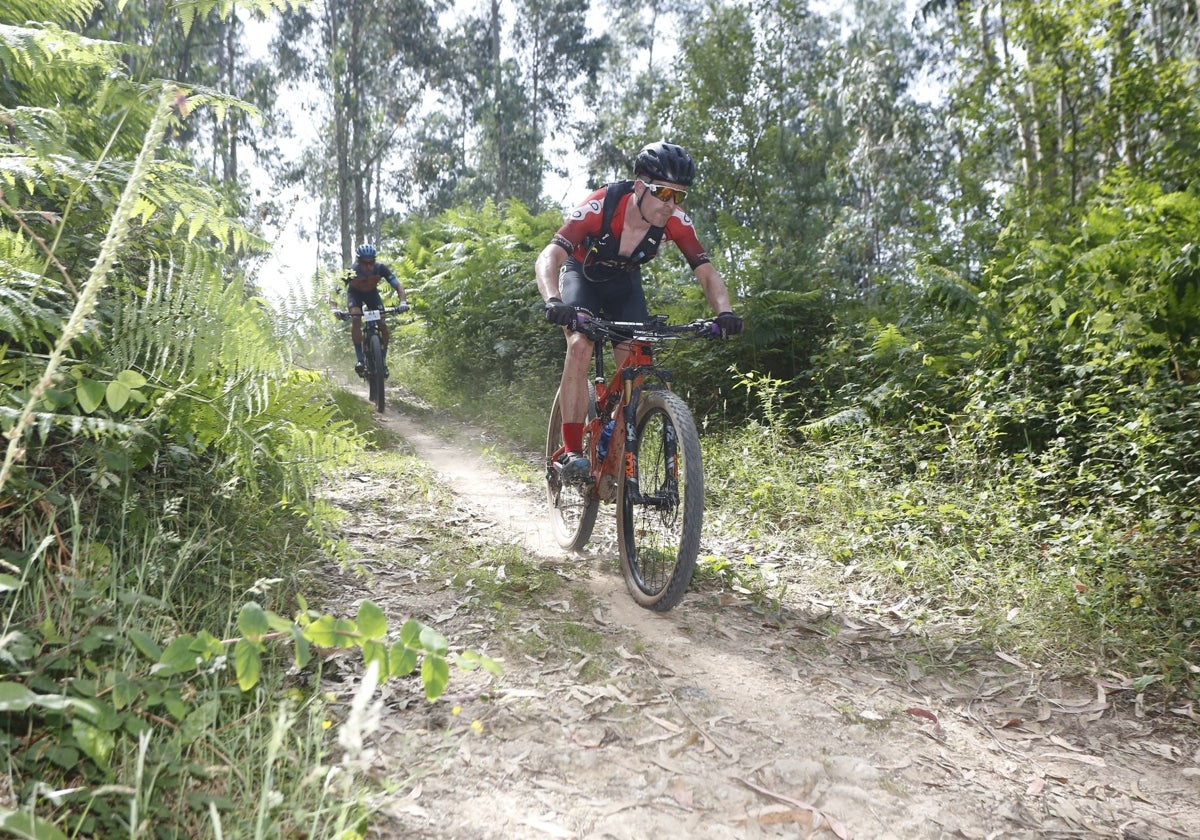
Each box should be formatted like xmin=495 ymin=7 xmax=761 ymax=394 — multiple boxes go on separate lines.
xmin=223 ymin=23 xmax=238 ymax=184
xmin=491 ymin=0 xmax=508 ymax=201
xmin=325 ymin=2 xmax=353 ymax=263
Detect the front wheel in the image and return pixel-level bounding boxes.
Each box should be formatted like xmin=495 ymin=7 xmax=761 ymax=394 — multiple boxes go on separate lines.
xmin=545 ymin=388 xmax=598 ymax=551
xmin=617 ymin=390 xmax=703 ymax=611
xmin=366 ymin=332 xmax=385 ymax=413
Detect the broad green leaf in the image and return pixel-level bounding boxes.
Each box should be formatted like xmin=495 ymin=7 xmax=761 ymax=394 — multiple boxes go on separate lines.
xmin=355 ymin=601 xmax=387 ymax=642
xmin=72 ymin=719 xmax=114 ymax=769
xmin=111 ymin=674 xmax=137 ymax=711
xmin=38 ymin=617 xmax=66 ymax=645
xmin=105 ymin=380 xmax=131 ymax=411
xmin=362 ymin=639 xmax=388 ymax=675
xmin=333 ymin=617 xmax=358 ymax=646
xmin=76 ymin=378 xmax=105 ymax=413
xmin=181 ymin=698 xmax=221 ymax=742
xmin=304 ymin=615 xmax=336 ymax=647
xmin=156 ymin=636 xmax=199 ymax=675
xmin=233 ymin=639 xmax=261 ymax=691
xmin=399 ymin=619 xmax=423 ymax=646
xmin=237 ymin=602 xmax=270 ymax=640
xmin=290 ymin=625 xmax=312 ymax=669
xmin=418 ymin=626 xmax=448 ymax=656
xmin=116 ymin=369 xmax=147 ymax=388
xmin=128 ymin=629 xmax=162 ymax=661
xmin=190 ymin=630 xmax=224 ymax=661
xmin=421 ymin=656 xmax=450 ymax=702
xmin=163 ymin=689 xmax=187 ymax=720
xmin=0 ymin=682 xmax=36 ymax=712
xmin=455 ymin=651 xmax=503 ymax=676
xmin=0 ymin=807 xmax=71 ymax=840
xmin=0 ymin=573 xmax=23 ymax=593
xmin=0 ymin=683 xmax=95 ymax=717
xmin=388 ymin=643 xmax=417 ymax=677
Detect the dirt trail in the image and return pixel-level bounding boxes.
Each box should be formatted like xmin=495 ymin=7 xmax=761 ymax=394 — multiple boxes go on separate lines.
xmin=320 ymin=395 xmax=1200 ymax=840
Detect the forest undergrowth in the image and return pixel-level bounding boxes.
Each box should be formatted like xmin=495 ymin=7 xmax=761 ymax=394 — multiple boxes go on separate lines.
xmin=394 ymin=348 xmax=1200 ymax=710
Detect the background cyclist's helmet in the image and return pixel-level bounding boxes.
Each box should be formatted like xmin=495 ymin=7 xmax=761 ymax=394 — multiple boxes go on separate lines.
xmin=634 ymin=141 xmax=696 ymax=187
xmin=356 ymin=243 xmax=377 ymax=259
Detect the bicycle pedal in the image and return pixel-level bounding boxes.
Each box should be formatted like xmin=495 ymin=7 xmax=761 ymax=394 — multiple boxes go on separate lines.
xmin=551 ymin=459 xmax=593 ymax=486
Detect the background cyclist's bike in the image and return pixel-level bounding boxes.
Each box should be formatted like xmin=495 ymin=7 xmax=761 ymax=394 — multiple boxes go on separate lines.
xmin=333 ymin=303 xmax=407 ymax=412
xmin=545 ymin=314 xmax=725 ymax=611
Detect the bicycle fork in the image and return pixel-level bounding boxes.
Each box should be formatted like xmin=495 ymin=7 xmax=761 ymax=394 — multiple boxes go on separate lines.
xmin=617 ymin=393 xmax=680 ymax=511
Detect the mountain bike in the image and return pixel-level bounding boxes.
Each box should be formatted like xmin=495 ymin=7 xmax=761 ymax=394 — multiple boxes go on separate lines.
xmin=545 ymin=313 xmax=725 ymax=611
xmin=333 ymin=303 xmax=407 ymax=412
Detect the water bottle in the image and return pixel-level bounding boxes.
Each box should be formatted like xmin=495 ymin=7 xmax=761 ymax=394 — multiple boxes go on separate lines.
xmin=597 ymin=419 xmax=615 ymax=460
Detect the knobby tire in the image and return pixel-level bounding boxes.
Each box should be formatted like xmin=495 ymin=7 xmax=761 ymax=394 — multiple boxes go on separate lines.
xmin=367 ymin=333 xmax=385 ymax=413
xmin=617 ymin=389 xmax=703 ymax=611
xmin=545 ymin=388 xmax=598 ymax=551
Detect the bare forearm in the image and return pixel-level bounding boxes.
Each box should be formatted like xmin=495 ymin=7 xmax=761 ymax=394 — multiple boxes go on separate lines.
xmin=536 ymin=244 xmax=568 ymax=301
xmin=695 ymin=263 xmax=732 ymax=313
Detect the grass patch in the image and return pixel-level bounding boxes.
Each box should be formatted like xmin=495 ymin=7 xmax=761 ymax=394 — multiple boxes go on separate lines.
xmin=390 ymin=346 xmax=557 ymax=453
xmin=702 ymin=416 xmax=1199 ymax=700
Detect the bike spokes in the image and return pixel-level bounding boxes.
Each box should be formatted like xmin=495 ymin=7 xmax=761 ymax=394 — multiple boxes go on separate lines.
xmin=545 ymin=391 xmax=598 ymax=550
xmin=617 ymin=390 xmax=703 ymax=611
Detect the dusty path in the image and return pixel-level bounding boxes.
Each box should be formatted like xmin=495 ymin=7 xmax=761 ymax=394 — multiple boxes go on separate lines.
xmin=321 ymin=394 xmax=1200 ymax=840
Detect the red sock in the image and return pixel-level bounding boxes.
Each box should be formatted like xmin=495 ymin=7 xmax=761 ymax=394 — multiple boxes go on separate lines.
xmin=562 ymin=423 xmax=584 ymax=453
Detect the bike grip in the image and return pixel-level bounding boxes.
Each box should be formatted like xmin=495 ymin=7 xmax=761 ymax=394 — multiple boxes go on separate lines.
xmin=708 ymin=321 xmax=723 ymax=337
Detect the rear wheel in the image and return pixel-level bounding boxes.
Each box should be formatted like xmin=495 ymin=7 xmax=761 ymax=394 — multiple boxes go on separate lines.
xmin=616 ymin=389 xmax=703 ymax=611
xmin=545 ymin=388 xmax=598 ymax=551
xmin=366 ymin=332 xmax=385 ymax=412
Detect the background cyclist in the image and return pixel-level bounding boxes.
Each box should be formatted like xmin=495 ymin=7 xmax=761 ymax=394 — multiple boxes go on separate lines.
xmin=344 ymin=243 xmax=409 ymax=377
xmin=534 ymin=140 xmax=744 ymax=482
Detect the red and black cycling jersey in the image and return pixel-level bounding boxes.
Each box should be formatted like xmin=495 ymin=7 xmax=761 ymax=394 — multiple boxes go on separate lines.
xmin=550 ymin=180 xmax=711 ymax=283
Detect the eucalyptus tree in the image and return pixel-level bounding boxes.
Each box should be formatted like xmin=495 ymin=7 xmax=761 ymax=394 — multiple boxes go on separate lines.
xmin=509 ymin=0 xmax=607 ymax=200
xmin=921 ymin=0 xmax=1200 ymax=220
xmin=78 ymin=0 xmax=280 ymax=192
xmin=276 ymin=0 xmax=446 ymax=262
xmin=428 ymin=0 xmax=607 ymax=206
xmin=570 ymin=0 xmax=704 ymax=186
xmin=660 ymin=0 xmax=843 ymax=385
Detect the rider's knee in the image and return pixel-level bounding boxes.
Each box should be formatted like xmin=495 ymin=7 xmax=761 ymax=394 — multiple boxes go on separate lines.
xmin=565 ymin=333 xmax=592 ymax=357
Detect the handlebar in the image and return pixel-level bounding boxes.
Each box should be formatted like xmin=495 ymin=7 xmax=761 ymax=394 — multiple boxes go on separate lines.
xmin=570 ymin=312 xmax=725 ymax=342
xmin=333 ymin=304 xmax=409 ymax=321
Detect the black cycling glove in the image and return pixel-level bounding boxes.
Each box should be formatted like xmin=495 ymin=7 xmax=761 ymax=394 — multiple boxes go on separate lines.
xmin=545 ymin=297 xmax=576 ymax=327
xmin=715 ymin=311 xmax=745 ymax=336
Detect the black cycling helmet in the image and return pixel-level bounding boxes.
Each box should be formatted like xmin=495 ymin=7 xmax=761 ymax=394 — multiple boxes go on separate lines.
xmin=356 ymin=243 xmax=377 ymax=259
xmin=634 ymin=141 xmax=696 ymax=187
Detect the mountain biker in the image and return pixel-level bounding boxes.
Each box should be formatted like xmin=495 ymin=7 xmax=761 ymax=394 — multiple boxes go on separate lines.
xmin=534 ymin=140 xmax=744 ymax=482
xmin=344 ymin=243 xmax=408 ymax=377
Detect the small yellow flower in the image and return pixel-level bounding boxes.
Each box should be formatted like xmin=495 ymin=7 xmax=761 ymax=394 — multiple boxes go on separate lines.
xmin=452 ymin=705 xmax=462 ymax=716
xmin=470 ymin=720 xmax=483 ymax=735
xmin=322 ymin=720 xmax=332 ymax=730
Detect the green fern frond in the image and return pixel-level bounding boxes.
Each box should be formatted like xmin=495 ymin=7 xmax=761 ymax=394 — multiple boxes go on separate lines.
xmin=0 ymin=232 xmax=72 ymax=342
xmin=0 ymin=406 xmax=146 ymax=441
xmin=920 ymin=264 xmax=984 ymax=315
xmin=796 ymin=406 xmax=869 ymax=441
xmin=0 ymin=23 xmax=124 ymax=80
xmin=869 ymin=323 xmax=913 ymax=359
xmin=0 ymin=0 xmax=96 ymax=27
xmin=0 ymin=106 xmax=68 ymax=152
xmin=172 ymin=81 xmax=263 ymax=129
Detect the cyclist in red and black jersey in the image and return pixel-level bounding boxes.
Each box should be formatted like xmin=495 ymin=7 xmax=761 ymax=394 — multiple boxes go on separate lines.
xmin=535 ymin=141 xmax=744 ymax=482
